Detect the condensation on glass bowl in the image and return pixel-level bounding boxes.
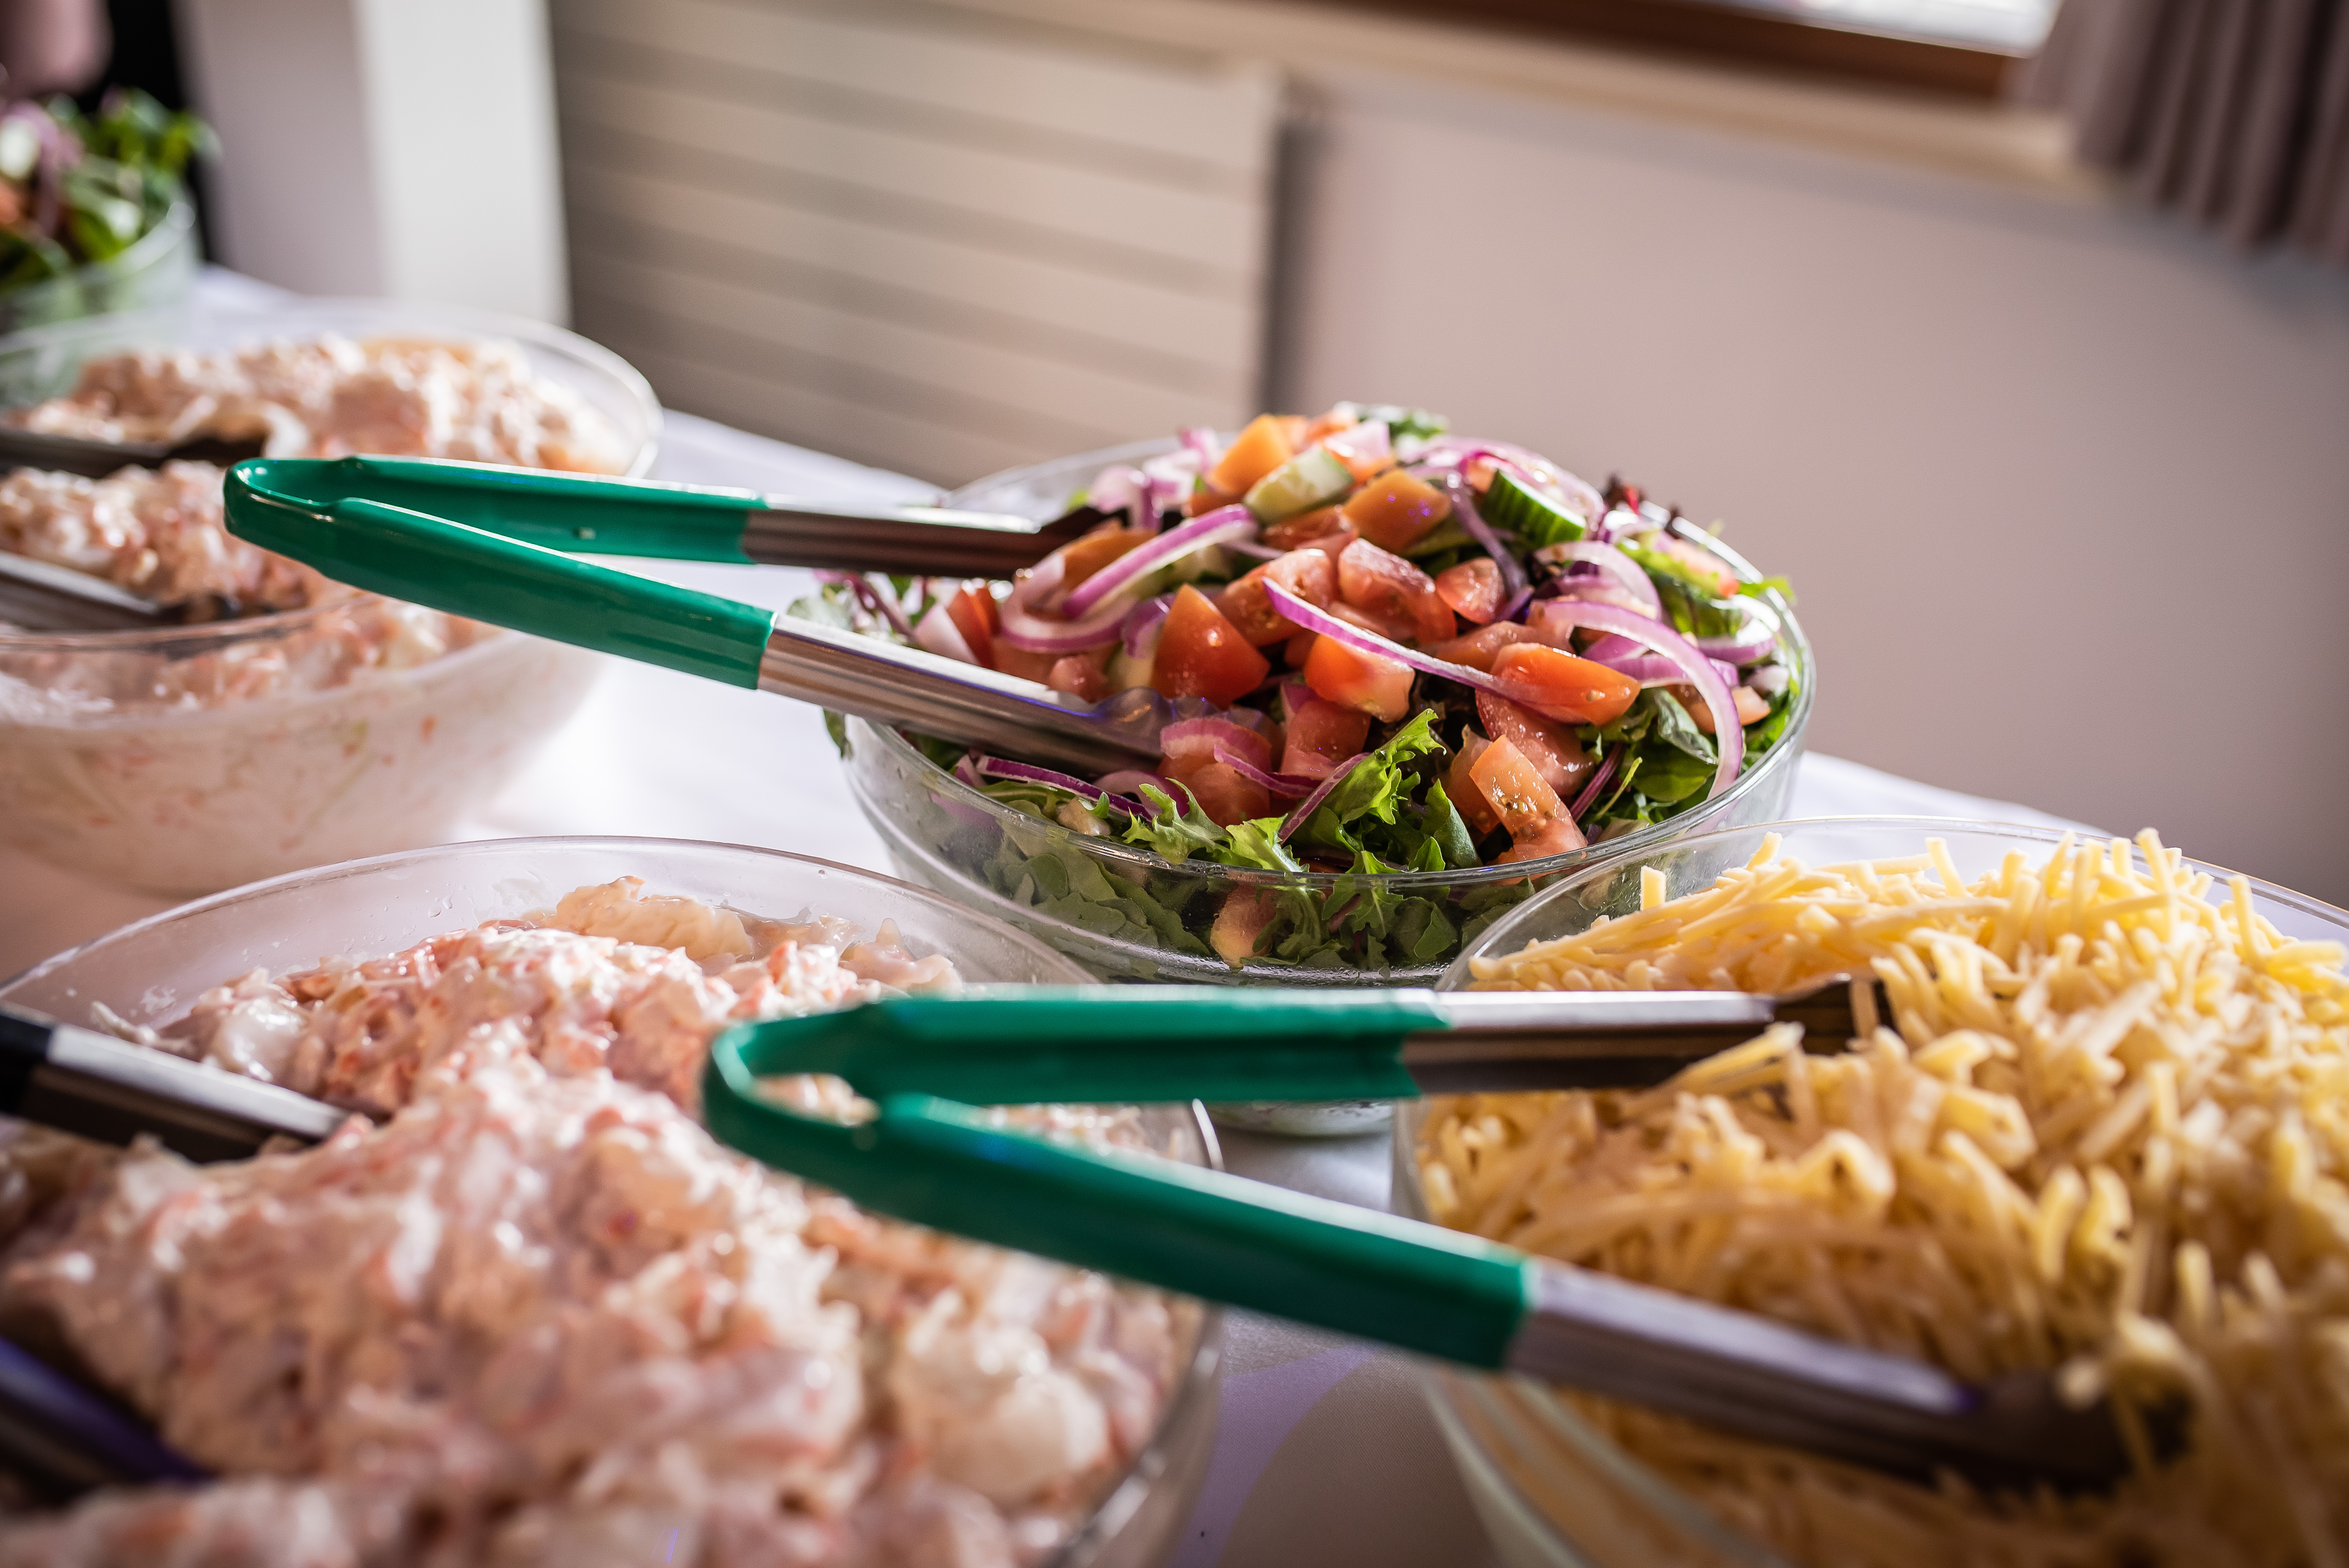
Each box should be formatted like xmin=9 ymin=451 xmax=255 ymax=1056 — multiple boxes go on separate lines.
xmin=1407 ymin=817 xmax=2349 ymax=1568
xmin=0 ymin=836 xmax=1225 ymax=1568
xmin=0 ymin=297 xmax=664 ymax=896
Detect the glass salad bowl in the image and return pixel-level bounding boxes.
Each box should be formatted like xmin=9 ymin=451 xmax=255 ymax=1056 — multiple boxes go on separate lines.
xmin=1401 ymin=817 xmax=2349 ymax=1568
xmin=1 ymin=836 xmax=1223 ymax=1568
xmin=0 ymin=297 xmax=662 ymax=896
xmin=842 ymin=440 xmax=1814 ymax=993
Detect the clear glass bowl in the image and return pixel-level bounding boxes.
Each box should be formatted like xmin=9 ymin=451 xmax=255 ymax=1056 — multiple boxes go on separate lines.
xmin=0 ymin=197 xmax=199 ymax=336
xmin=844 ymin=439 xmax=1814 ymax=992
xmin=0 ymin=836 xmax=1223 ymax=1568
xmin=0 ymin=297 xmax=664 ymax=895
xmin=1400 ymin=817 xmax=2349 ymax=1568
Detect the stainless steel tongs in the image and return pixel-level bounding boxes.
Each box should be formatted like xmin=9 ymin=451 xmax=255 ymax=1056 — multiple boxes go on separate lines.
xmin=200 ymin=456 xmax=1168 ymax=771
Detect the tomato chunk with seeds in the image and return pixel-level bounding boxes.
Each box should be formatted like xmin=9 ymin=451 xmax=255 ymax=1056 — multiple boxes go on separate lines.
xmin=1475 ymin=690 xmax=1593 ymax=796
xmin=1495 ymin=813 xmax=1588 ymax=865
xmin=1281 ymin=698 xmax=1372 ymax=780
xmin=1151 ymin=585 xmax=1271 ymax=706
xmin=1425 ymin=621 xmax=1534 ymax=673
xmin=1445 ymin=730 xmax=1502 ymax=835
xmin=1217 ymin=548 xmax=1338 ymax=645
xmin=1490 ymin=642 xmax=1640 ymax=726
xmin=1056 ymin=525 xmax=1152 ymax=591
xmin=1468 ymin=736 xmax=1565 ymax=841
xmin=1164 ymin=758 xmax=1271 ymax=827
xmin=1207 ymin=414 xmax=1295 ymax=496
xmin=1263 ymin=507 xmax=1353 ymax=552
xmin=1434 ymin=558 xmax=1503 ymax=624
xmin=1341 ymin=470 xmax=1451 ymax=553
xmin=1048 ymin=654 xmax=1110 ymax=701
xmin=943 ymin=585 xmax=997 ymax=670
xmin=1337 ymin=538 xmax=1453 ymax=645
xmin=1301 ymin=634 xmax=1413 ymax=721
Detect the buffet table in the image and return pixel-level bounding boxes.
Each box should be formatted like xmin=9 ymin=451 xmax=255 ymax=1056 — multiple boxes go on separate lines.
xmin=0 ymin=274 xmax=2097 ymax=1568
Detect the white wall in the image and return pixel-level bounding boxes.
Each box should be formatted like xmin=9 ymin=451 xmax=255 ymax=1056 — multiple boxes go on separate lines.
xmin=174 ymin=0 xmax=569 ymax=321
xmin=1276 ymin=65 xmax=2349 ymax=903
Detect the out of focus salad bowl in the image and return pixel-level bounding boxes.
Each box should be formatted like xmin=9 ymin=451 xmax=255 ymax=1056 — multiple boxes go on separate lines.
xmin=0 ymin=298 xmax=661 ymax=895
xmin=1404 ymin=817 xmax=2349 ymax=1568
xmin=837 ymin=419 xmax=1813 ymax=995
xmin=1 ymin=836 xmax=1223 ymax=1568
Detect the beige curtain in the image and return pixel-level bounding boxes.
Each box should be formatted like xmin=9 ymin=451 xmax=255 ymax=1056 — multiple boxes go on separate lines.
xmin=2019 ymin=0 xmax=2349 ymax=263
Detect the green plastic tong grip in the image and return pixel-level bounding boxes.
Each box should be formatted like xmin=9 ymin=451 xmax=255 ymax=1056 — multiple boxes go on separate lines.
xmin=224 ymin=458 xmax=776 ymax=688
xmin=733 ymin=986 xmax=1442 ymax=1104
xmin=703 ymin=1029 xmax=1533 ymax=1370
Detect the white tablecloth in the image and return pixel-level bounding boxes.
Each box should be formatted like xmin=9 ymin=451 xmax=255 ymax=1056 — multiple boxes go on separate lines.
xmin=0 ymin=356 xmax=2096 ymax=1568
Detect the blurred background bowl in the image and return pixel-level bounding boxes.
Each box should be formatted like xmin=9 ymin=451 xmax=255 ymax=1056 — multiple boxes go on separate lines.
xmin=0 ymin=835 xmax=1224 ymax=1568
xmin=0 ymin=197 xmax=199 ymax=337
xmin=846 ymin=438 xmax=1814 ymax=994
xmin=1401 ymin=816 xmax=2349 ymax=1568
xmin=0 ymin=297 xmax=662 ymax=896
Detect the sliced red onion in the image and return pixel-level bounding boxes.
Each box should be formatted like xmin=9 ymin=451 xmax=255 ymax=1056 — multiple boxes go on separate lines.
xmin=1179 ymin=426 xmax=1222 ymax=466
xmin=1162 ymin=715 xmax=1272 ymax=770
xmin=816 ymin=569 xmax=918 ymax=641
xmin=1225 ymin=539 xmax=1284 ymax=562
xmin=1213 ymin=742 xmax=1319 ymax=798
xmin=1096 ymin=767 xmax=1169 ymax=799
xmin=1140 ymin=450 xmax=1200 ymax=528
xmin=976 ymin=756 xmax=1142 ymax=813
xmin=1121 ymin=594 xmax=1172 ymax=659
xmin=1276 ymin=753 xmax=1369 ymax=841
xmin=1279 ymin=680 xmax=1316 ymax=717
xmin=999 ymin=552 xmax=1128 ymax=653
xmin=1567 ymin=747 xmax=1620 ymax=823
xmin=953 ymin=752 xmax=987 ymax=789
xmin=1264 ymin=579 xmax=1507 ymax=698
xmin=1444 ymin=474 xmax=1532 ymax=622
xmin=1062 ymin=505 xmax=1256 ymax=619
xmin=1595 ymin=653 xmax=1742 ymax=689
xmin=1535 ymin=540 xmax=1660 ymax=614
xmin=1423 ymin=439 xmax=1606 ymax=525
xmin=1692 ymin=604 xmax=1780 ymax=663
xmin=1089 ymin=464 xmax=1148 ymax=527
xmin=1532 ymin=602 xmax=1742 ymax=799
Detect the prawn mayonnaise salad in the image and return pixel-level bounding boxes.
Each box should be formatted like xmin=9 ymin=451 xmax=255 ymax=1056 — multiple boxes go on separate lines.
xmin=0 ymin=878 xmax=1197 ymax=1568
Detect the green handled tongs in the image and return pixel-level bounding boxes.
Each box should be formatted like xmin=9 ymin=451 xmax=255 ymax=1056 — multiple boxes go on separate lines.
xmin=220 ymin=456 xmax=1166 ymax=772
xmin=702 ymin=983 xmax=2137 ymax=1490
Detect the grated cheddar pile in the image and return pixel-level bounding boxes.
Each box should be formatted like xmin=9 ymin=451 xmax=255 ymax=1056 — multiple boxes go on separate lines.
xmin=1424 ymin=831 xmax=2349 ymax=1567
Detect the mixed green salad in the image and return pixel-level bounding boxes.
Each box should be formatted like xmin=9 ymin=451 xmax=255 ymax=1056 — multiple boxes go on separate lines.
xmin=804 ymin=403 xmax=1801 ymax=973
xmin=0 ymin=90 xmax=212 ymax=293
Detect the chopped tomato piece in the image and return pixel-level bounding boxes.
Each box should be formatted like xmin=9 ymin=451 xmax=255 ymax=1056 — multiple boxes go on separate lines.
xmin=943 ymin=585 xmax=997 ymax=670
xmin=1341 ymin=471 xmax=1451 ymax=554
xmin=1058 ymin=525 xmax=1152 ymax=590
xmin=1664 ymin=681 xmax=1772 ymax=733
xmin=1048 ymin=654 xmax=1110 ymax=701
xmin=1337 ymin=538 xmax=1453 ymax=645
xmin=991 ymin=643 xmax=1059 ymax=683
xmin=1434 ymin=558 xmax=1503 ymax=624
xmin=1475 ymin=690 xmax=1593 ymax=796
xmin=1165 ymin=758 xmax=1271 ymax=827
xmin=1151 ymin=585 xmax=1271 ymax=706
xmin=1490 ymin=642 xmax=1640 ymax=726
xmin=1329 ymin=597 xmax=1422 ymax=646
xmin=1275 ymin=414 xmax=1312 ymax=451
xmin=1301 ymin=634 xmax=1414 ymax=721
xmin=1495 ymin=813 xmax=1588 ymax=865
xmin=1468 ymin=736 xmax=1565 ymax=842
xmin=1210 ymin=885 xmax=1282 ymax=966
xmin=1217 ymin=548 xmax=1338 ymax=645
xmin=1282 ymin=628 xmax=1318 ymax=667
xmin=1184 ymin=485 xmax=1238 ymax=517
xmin=1425 ymin=621 xmax=1534 ymax=672
xmin=1161 ymin=716 xmax=1271 ymax=772
xmin=1445 ymin=730 xmax=1502 ymax=835
xmin=1280 ymin=698 xmax=1372 ymax=779
xmin=1262 ymin=506 xmax=1351 ymax=551
xmin=1208 ymin=414 xmax=1295 ymax=496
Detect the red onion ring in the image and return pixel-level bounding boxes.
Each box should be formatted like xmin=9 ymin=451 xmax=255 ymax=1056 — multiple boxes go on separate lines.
xmin=1530 ymin=602 xmax=1742 ymax=799
xmin=1162 ymin=715 xmax=1272 ymax=771
xmin=1212 ymin=742 xmax=1319 ymax=798
xmin=975 ymin=756 xmax=1142 ymax=813
xmin=1062 ymin=505 xmax=1257 ymax=619
xmin=1263 ymin=579 xmax=1507 ymax=698
xmin=1276 ymin=753 xmax=1370 ymax=841
xmin=1179 ymin=426 xmax=1222 ymax=466
xmin=1535 ymin=540 xmax=1660 ymax=615
xmin=1567 ymin=746 xmax=1619 ymax=823
xmin=999 ymin=553 xmax=1129 ymax=653
xmin=1121 ymin=594 xmax=1172 ymax=658
xmin=1095 ymin=768 xmax=1169 ymax=799
xmin=1691 ymin=604 xmax=1780 ymax=663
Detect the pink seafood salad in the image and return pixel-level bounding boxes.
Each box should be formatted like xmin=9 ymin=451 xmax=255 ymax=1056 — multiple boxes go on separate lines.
xmin=0 ymin=880 xmax=1192 ymax=1568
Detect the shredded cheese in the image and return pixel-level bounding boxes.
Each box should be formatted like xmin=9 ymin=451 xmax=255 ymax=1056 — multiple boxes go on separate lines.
xmin=1428 ymin=831 xmax=2349 ymax=1566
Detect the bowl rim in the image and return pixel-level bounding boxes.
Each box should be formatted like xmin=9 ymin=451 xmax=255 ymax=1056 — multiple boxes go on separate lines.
xmin=0 ymin=294 xmax=663 ymax=652
xmin=2 ymin=833 xmax=1093 ymax=994
xmin=1408 ymin=813 xmax=2349 ymax=1564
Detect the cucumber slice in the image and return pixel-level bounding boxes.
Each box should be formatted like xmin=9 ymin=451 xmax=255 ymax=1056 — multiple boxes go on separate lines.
xmin=1481 ymin=470 xmax=1586 ymax=549
xmin=1243 ymin=447 xmax=1354 ymax=521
